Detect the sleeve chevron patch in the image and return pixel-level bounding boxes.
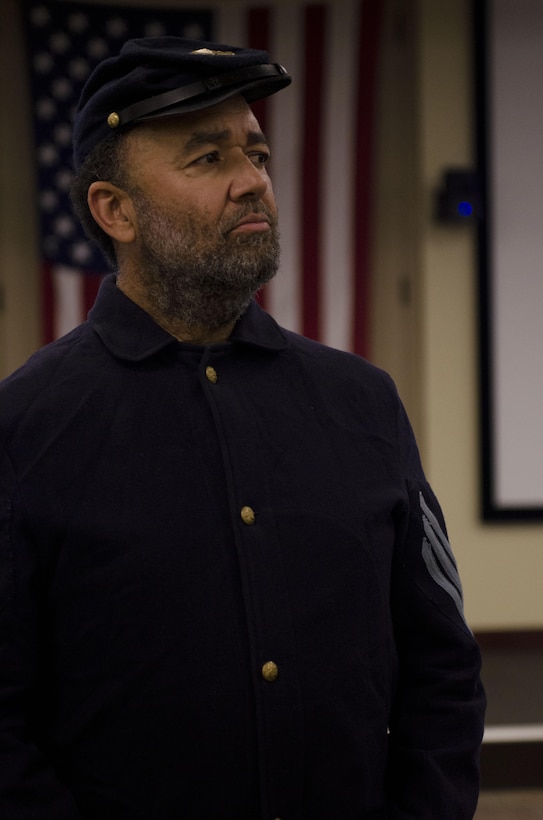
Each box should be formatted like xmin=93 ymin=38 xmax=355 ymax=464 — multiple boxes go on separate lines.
xmin=419 ymin=492 xmax=467 ymax=623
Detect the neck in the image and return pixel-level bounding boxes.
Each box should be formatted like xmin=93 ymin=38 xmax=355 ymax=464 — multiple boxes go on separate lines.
xmin=116 ymin=273 xmax=236 ymax=345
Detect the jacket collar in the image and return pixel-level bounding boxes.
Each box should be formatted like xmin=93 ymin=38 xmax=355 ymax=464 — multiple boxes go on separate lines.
xmin=88 ymin=274 xmax=288 ymax=361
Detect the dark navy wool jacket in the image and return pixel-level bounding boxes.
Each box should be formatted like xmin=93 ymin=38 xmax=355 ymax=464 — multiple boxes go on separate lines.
xmin=0 ymin=275 xmax=485 ymax=819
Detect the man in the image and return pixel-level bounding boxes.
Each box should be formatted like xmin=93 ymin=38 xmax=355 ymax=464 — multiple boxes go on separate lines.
xmin=0 ymin=37 xmax=485 ymax=819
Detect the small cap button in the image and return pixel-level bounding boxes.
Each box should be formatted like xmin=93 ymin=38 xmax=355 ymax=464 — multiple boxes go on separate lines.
xmin=107 ymin=112 xmax=120 ymax=128
xmin=240 ymin=506 xmax=255 ymax=525
xmin=261 ymin=661 xmax=279 ymax=682
xmin=205 ymin=365 xmax=218 ymax=383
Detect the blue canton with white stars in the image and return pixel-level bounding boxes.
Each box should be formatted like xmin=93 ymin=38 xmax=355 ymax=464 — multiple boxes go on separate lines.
xmin=24 ymin=0 xmax=212 ymax=272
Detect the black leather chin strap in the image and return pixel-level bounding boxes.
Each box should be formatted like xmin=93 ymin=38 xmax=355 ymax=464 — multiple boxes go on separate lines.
xmin=108 ymin=63 xmax=289 ymax=129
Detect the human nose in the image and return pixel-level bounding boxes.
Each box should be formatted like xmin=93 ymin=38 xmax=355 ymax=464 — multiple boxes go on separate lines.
xmin=228 ymin=154 xmax=269 ymax=201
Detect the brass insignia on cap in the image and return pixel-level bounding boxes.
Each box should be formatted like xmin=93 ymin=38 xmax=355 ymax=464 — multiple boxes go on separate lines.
xmin=107 ymin=112 xmax=120 ymax=129
xmin=190 ymin=48 xmax=235 ymax=56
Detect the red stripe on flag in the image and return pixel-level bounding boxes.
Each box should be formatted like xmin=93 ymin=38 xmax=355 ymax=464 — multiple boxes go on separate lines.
xmin=83 ymin=273 xmax=105 ymax=320
xmin=301 ymin=4 xmax=326 ymax=341
xmin=352 ymin=0 xmax=383 ymax=358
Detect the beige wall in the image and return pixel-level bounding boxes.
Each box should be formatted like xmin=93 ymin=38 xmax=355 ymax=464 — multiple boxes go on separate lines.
xmin=364 ymin=0 xmax=543 ymax=632
xmin=0 ymin=0 xmax=41 ymax=376
xmin=1 ymin=0 xmax=542 ymax=631
xmin=414 ymin=0 xmax=543 ymax=631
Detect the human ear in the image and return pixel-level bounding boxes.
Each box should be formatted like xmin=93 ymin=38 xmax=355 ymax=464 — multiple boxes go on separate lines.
xmin=87 ymin=181 xmax=136 ymax=245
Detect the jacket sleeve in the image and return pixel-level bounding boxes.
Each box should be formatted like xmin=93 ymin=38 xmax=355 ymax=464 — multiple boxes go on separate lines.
xmin=386 ymin=403 xmax=486 ymax=819
xmin=0 ymin=446 xmax=83 ymax=818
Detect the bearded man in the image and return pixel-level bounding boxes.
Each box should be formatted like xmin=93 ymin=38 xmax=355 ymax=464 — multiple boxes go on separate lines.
xmin=0 ymin=37 xmax=485 ymax=820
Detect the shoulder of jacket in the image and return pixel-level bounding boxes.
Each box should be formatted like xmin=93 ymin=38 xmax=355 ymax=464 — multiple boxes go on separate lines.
xmin=0 ymin=323 xmax=94 ymax=421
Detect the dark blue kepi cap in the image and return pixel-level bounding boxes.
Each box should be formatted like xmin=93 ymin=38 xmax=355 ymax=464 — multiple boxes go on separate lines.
xmin=72 ymin=36 xmax=291 ymax=169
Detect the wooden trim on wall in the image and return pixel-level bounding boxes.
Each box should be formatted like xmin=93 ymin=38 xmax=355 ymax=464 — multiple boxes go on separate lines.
xmin=474 ymin=630 xmax=543 ymax=650
xmin=481 ymin=742 xmax=543 ymax=790
xmin=476 ymin=628 xmax=543 ymax=789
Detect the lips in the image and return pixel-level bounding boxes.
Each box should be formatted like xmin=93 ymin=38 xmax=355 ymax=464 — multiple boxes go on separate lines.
xmin=230 ymin=214 xmax=271 ymax=234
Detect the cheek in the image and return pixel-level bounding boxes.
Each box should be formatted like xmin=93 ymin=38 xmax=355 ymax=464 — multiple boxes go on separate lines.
xmin=178 ymin=185 xmax=226 ymax=222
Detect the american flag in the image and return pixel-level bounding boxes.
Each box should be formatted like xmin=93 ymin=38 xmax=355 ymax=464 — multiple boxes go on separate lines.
xmin=24 ymin=0 xmax=383 ymax=356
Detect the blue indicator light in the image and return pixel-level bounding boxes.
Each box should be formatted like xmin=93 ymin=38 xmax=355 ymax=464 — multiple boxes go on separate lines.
xmin=457 ymin=201 xmax=473 ymax=218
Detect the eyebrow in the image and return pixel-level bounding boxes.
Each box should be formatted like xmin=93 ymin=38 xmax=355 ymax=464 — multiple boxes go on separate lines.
xmin=182 ymin=128 xmax=270 ymax=156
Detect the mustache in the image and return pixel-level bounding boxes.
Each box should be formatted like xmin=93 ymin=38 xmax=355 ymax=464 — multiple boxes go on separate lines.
xmin=220 ymin=202 xmax=277 ymax=236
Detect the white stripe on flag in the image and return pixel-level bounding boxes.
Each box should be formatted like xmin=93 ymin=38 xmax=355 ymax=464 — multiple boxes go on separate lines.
xmin=215 ymin=4 xmax=246 ymax=46
xmin=53 ymin=266 xmax=84 ymax=339
xmin=322 ymin=0 xmax=360 ymax=351
xmin=267 ymin=4 xmax=304 ymax=336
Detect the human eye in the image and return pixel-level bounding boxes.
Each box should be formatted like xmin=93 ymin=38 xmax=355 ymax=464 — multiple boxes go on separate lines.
xmin=192 ymin=150 xmax=221 ymax=167
xmin=249 ymin=149 xmax=271 ymax=167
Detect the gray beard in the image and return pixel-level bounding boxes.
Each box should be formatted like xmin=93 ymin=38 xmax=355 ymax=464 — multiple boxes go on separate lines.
xmin=132 ymin=198 xmax=280 ymax=333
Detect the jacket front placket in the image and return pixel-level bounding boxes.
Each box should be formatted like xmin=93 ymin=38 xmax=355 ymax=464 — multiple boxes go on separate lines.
xmin=198 ymin=343 xmax=305 ymax=820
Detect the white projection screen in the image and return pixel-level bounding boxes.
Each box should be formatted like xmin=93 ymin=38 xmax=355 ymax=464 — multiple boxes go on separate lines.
xmin=476 ymin=0 xmax=543 ymax=520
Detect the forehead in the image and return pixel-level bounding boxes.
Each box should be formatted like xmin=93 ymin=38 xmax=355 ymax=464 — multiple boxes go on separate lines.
xmin=125 ymin=95 xmax=262 ymax=153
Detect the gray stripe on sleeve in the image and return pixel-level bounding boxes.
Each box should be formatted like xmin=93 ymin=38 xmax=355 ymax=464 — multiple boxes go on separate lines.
xmin=419 ymin=491 xmax=467 ymax=622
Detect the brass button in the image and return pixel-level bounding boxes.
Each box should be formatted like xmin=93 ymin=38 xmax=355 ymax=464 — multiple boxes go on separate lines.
xmin=240 ymin=506 xmax=255 ymax=525
xmin=261 ymin=661 xmax=279 ymax=682
xmin=107 ymin=111 xmax=120 ymax=128
xmin=205 ymin=365 xmax=218 ymax=383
